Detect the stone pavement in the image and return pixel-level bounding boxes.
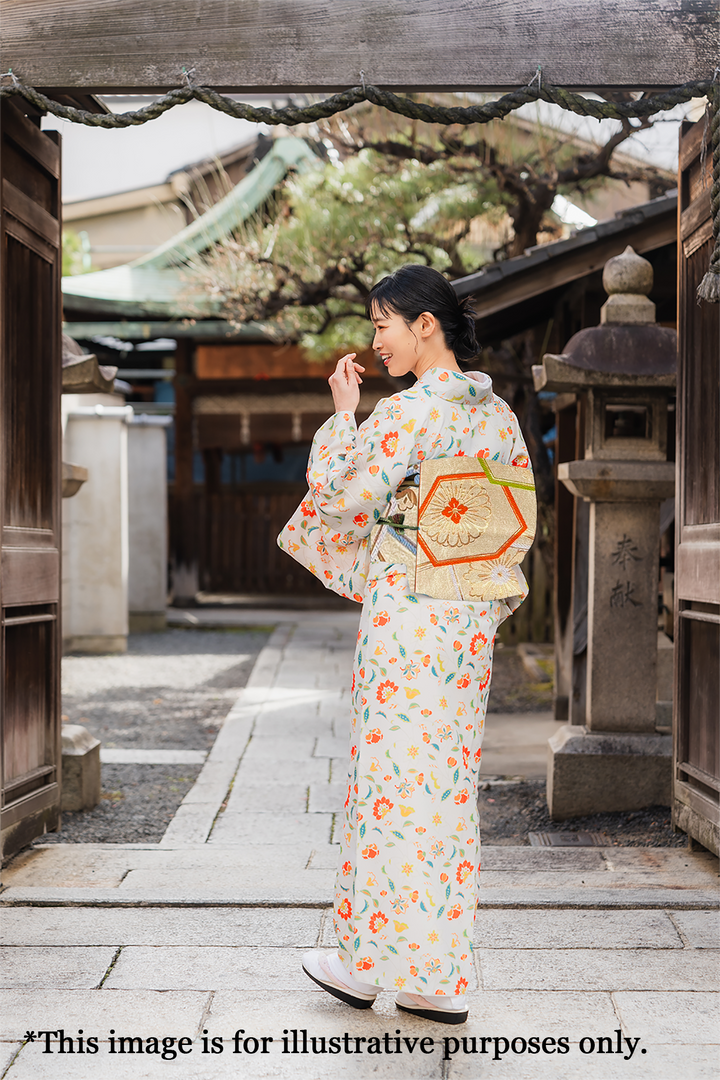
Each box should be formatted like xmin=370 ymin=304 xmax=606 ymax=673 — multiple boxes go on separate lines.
xmin=1 ymin=610 xmax=718 ymax=1079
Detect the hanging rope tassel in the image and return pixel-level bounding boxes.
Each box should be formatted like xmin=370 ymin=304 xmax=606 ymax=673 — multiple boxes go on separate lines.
xmin=697 ymin=78 xmax=720 ymax=304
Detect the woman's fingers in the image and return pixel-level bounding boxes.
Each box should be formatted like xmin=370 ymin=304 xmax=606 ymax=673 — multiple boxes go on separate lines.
xmin=328 ymin=352 xmax=362 ymax=412
xmin=330 ymin=353 xmax=364 ymax=385
xmin=345 ymin=355 xmax=365 ymax=384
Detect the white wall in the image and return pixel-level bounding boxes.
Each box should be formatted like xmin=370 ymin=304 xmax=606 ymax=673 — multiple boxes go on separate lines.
xmin=128 ymin=419 xmax=169 ymax=629
xmin=62 ymin=395 xmax=131 ymax=653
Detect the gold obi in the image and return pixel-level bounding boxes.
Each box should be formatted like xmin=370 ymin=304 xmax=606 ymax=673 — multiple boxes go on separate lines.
xmin=369 ymin=456 xmax=536 ymax=602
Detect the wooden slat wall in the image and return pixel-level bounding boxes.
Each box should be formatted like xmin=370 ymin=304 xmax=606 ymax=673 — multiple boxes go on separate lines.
xmin=170 ymin=483 xmax=555 ymax=634
xmin=204 ymin=486 xmax=327 ymax=596
xmin=4 ymin=0 xmax=715 ymax=92
xmin=170 ymin=484 xmax=329 ymax=597
xmin=673 ymin=116 xmax=720 ymax=856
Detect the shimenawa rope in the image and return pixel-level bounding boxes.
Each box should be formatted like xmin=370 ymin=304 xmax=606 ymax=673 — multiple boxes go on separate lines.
xmin=1 ymin=70 xmax=717 ymax=301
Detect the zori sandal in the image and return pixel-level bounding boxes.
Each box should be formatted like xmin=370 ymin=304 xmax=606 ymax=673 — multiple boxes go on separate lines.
xmin=395 ymin=990 xmax=468 ymax=1025
xmin=301 ymin=950 xmax=381 ymax=1009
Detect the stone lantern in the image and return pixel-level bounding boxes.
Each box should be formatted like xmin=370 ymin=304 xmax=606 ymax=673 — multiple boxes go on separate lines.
xmin=533 ymin=247 xmax=676 ymax=818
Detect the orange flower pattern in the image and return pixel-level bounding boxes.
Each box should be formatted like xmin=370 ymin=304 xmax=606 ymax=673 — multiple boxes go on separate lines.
xmin=444 ymin=497 xmax=468 ymax=522
xmin=277 ymin=369 xmax=531 ymax=995
xmin=376 ymin=679 xmax=399 ymax=703
xmin=381 ymin=431 xmax=400 ymax=457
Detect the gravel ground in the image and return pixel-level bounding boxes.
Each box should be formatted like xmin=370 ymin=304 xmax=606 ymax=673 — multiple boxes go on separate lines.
xmin=39 ymin=627 xmax=270 ymax=846
xmin=61 ymin=627 xmax=272 ymax=751
xmin=482 ymin=647 xmax=682 ymax=847
xmin=479 ymin=780 xmax=685 ymax=848
xmin=486 ymin=644 xmax=553 ymax=714
xmin=50 ymin=763 xmax=204 ymax=844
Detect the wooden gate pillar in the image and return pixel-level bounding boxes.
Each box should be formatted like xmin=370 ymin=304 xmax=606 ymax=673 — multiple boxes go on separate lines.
xmin=673 ymin=117 xmax=720 ymax=855
xmin=0 ymin=101 xmax=63 ymax=859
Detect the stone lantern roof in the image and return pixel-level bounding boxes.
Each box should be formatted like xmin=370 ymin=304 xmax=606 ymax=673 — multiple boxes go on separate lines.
xmin=533 ymin=247 xmax=676 ymax=393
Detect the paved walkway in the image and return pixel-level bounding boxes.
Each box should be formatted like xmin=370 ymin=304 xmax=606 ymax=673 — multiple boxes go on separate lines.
xmin=1 ymin=612 xmax=718 ymax=1079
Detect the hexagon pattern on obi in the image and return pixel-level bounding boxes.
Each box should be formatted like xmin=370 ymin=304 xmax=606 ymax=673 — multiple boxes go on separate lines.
xmin=415 ymin=457 xmax=536 ymax=601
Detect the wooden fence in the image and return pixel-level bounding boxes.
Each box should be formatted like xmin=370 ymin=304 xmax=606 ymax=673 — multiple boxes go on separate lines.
xmin=169 ymin=483 xmax=328 ymax=597
xmin=169 ymin=482 xmax=553 ymax=638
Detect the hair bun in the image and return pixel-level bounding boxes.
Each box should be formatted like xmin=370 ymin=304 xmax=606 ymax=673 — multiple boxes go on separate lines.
xmin=452 ymin=296 xmax=479 ymax=362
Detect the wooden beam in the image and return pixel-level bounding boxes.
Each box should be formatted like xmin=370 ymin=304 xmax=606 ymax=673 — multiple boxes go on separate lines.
xmin=4 ymin=1 xmax=717 ymax=94
xmin=195 ymin=344 xmax=376 ymax=380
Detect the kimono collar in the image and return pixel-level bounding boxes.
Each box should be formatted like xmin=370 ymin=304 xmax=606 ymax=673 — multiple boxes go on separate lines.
xmin=417 ymin=367 xmax=493 ymax=404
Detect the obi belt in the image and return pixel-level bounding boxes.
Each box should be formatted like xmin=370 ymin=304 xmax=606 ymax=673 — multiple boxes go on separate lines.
xmin=370 ymin=456 xmax=536 ymax=602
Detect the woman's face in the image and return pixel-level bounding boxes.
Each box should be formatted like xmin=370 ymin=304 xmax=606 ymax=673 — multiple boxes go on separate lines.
xmin=370 ymin=306 xmax=424 ymax=378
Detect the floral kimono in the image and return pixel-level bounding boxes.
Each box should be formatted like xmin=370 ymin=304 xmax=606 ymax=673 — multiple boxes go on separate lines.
xmin=278 ymin=368 xmax=531 ymax=996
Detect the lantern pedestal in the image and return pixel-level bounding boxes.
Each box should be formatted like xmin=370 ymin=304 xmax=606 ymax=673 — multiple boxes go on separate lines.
xmin=547 ymin=726 xmax=671 ymax=820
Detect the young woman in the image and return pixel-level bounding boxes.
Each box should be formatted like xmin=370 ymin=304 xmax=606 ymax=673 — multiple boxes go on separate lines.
xmin=278 ymin=264 xmax=533 ymax=1024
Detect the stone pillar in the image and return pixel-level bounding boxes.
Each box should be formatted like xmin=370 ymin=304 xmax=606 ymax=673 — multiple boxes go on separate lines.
xmin=62 ymin=396 xmax=132 ymax=654
xmin=533 ymin=247 xmax=676 ymax=819
xmin=128 ymin=416 xmax=170 ymax=632
xmin=587 ymin=501 xmax=661 ymax=732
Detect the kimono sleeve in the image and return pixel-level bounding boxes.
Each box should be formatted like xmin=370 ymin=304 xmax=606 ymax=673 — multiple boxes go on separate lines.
xmin=492 ymin=393 xmax=532 ymax=469
xmin=508 ymin=413 xmax=531 ymax=469
xmin=277 ymin=396 xmax=420 ymax=602
xmin=491 ymin=397 xmax=535 ymax=620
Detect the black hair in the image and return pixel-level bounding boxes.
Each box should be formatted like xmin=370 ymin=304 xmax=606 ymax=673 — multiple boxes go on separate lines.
xmin=364 ymin=264 xmax=479 ymax=363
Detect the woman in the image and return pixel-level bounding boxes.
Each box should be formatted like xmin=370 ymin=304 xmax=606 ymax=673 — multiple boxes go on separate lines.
xmin=278 ymin=264 xmax=533 ymax=1024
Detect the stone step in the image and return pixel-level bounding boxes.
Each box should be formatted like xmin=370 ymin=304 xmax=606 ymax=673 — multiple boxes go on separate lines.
xmin=1 ymin=885 xmax=717 ymax=910
xmin=4 ymin=843 xmax=716 ymax=890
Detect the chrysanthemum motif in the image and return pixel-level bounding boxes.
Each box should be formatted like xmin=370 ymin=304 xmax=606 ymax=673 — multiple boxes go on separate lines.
xmin=463 ymin=552 xmax=519 ymax=599
xmin=423 ymin=481 xmax=491 ymax=547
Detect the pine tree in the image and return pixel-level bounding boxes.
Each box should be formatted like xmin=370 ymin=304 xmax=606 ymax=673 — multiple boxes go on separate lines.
xmin=182 ymin=97 xmax=672 ymax=358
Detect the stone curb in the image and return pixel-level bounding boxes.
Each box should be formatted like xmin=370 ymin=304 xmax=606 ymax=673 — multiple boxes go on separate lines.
xmin=1 ymin=888 xmax=717 ymax=909
xmin=100 ymin=749 xmax=208 ymax=764
xmin=159 ymin=623 xmax=294 ymax=848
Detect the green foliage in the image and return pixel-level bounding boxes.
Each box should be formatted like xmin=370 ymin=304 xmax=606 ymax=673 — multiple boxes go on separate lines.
xmin=62 ymin=230 xmax=93 ymax=276
xmin=183 ymin=146 xmax=510 ymax=357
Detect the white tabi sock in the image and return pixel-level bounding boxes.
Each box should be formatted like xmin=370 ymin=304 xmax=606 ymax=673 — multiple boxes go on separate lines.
xmin=327 ymin=952 xmax=382 ymax=995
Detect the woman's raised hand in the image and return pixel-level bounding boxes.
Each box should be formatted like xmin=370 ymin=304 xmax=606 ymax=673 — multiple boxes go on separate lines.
xmin=328 ymin=352 xmax=365 ymax=414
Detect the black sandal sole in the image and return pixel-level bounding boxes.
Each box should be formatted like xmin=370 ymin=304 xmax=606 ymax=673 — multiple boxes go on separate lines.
xmin=396 ymin=1001 xmax=468 ymax=1025
xmin=302 ymin=964 xmax=377 ymax=1009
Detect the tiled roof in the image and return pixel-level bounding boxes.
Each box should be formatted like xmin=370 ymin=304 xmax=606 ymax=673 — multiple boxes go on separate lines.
xmin=452 ymin=192 xmax=677 ymax=305
xmin=62 ymin=137 xmax=319 ymax=319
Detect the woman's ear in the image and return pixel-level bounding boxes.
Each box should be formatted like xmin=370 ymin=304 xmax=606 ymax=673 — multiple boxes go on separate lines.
xmin=418 ymin=311 xmax=437 ymax=339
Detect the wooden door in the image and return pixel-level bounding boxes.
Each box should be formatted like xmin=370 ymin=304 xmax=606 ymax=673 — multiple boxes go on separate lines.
xmin=673 ymin=116 xmax=720 ymax=855
xmin=0 ymin=101 xmax=62 ymax=860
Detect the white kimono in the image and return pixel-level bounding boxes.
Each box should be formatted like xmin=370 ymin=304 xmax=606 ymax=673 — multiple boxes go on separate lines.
xmin=278 ymin=368 xmax=531 ymax=995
